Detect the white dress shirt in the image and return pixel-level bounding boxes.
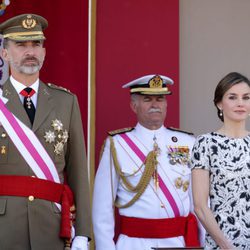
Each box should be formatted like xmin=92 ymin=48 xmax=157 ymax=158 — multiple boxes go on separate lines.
xmin=10 ymin=75 xmax=39 ymax=108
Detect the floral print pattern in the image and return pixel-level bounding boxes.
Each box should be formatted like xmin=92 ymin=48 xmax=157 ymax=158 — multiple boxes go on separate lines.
xmin=191 ymin=132 xmax=250 ymax=249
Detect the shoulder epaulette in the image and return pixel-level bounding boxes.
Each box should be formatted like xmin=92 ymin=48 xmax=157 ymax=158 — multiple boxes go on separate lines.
xmin=47 ymin=83 xmax=72 ymax=94
xmin=167 ymin=127 xmax=194 ymax=135
xmin=108 ymin=127 xmax=134 ymax=136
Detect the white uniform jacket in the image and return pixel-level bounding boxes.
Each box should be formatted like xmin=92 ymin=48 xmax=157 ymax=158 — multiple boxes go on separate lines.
xmin=93 ymin=123 xmax=204 ymax=250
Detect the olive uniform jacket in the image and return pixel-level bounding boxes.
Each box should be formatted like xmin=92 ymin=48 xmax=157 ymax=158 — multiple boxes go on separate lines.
xmin=0 ymin=79 xmax=91 ymax=250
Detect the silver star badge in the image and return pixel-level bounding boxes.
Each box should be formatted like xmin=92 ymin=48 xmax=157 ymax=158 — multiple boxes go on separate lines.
xmin=52 ymin=119 xmax=63 ymax=132
xmin=54 ymin=141 xmax=64 ymax=155
xmin=44 ymin=130 xmax=56 ymax=143
xmin=61 ymin=130 xmax=69 ymax=143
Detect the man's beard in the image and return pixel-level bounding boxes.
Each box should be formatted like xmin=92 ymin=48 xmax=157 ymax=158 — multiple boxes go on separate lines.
xmin=10 ymin=56 xmax=44 ymax=75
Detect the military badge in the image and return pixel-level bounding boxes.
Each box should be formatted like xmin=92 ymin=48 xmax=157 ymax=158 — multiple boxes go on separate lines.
xmin=54 ymin=141 xmax=64 ymax=155
xmin=4 ymin=89 xmax=11 ymax=96
xmin=182 ymin=180 xmax=190 ymax=192
xmin=171 ymin=136 xmax=178 ymax=142
xmin=175 ymin=177 xmax=183 ymax=189
xmin=167 ymin=146 xmax=190 ymax=166
xmin=22 ymin=14 xmax=37 ymax=29
xmin=1 ymin=145 xmax=6 ymax=154
xmin=52 ymin=119 xmax=63 ymax=132
xmin=44 ymin=119 xmax=69 ymax=155
xmin=149 ymin=75 xmax=163 ymax=88
xmin=174 ymin=177 xmax=189 ymax=192
xmin=44 ymin=130 xmax=56 ymax=143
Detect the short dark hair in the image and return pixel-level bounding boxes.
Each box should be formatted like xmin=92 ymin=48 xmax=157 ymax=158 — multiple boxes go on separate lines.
xmin=214 ymin=72 xmax=250 ymax=122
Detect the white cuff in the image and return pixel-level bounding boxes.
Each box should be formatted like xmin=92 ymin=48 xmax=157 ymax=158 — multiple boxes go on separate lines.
xmin=71 ymin=236 xmax=88 ymax=250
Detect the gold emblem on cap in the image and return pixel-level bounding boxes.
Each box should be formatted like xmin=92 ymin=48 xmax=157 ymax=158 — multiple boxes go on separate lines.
xmin=22 ymin=15 xmax=37 ymax=29
xmin=149 ymin=75 xmax=163 ymax=88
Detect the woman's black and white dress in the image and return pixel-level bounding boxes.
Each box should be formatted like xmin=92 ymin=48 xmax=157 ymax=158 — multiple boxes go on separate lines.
xmin=191 ymin=132 xmax=250 ymax=249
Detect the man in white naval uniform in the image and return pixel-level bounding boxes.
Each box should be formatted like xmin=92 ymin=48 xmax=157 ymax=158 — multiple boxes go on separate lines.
xmin=92 ymin=74 xmax=204 ymax=250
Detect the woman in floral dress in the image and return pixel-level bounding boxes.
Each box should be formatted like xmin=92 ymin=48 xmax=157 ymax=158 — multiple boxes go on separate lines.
xmin=191 ymin=72 xmax=250 ymax=249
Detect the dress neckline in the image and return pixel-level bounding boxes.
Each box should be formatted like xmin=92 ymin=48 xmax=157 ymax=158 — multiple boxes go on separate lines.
xmin=211 ymin=131 xmax=250 ymax=140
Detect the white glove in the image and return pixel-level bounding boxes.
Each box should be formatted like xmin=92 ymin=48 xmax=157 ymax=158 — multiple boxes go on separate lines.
xmin=71 ymin=236 xmax=88 ymax=250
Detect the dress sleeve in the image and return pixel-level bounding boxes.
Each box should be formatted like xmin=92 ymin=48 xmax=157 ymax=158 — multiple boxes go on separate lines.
xmin=191 ymin=134 xmax=210 ymax=171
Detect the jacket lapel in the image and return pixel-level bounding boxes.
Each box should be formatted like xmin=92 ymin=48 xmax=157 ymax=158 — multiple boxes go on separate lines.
xmin=32 ymin=81 xmax=54 ymax=132
xmin=2 ymin=79 xmax=31 ymax=128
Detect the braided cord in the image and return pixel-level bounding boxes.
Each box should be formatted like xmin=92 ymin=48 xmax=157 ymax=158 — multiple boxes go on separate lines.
xmin=109 ymin=136 xmax=157 ymax=208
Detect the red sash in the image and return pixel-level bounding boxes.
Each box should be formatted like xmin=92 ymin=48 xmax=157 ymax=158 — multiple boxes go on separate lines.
xmin=0 ymin=175 xmax=74 ymax=239
xmin=120 ymin=213 xmax=200 ymax=247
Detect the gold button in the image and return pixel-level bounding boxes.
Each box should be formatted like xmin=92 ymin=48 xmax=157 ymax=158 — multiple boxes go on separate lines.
xmin=28 ymin=195 xmax=34 ymax=201
xmin=1 ymin=132 xmax=6 ymax=138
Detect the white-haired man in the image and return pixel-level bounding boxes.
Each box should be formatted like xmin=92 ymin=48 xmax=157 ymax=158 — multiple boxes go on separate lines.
xmin=93 ymin=74 xmax=204 ymax=250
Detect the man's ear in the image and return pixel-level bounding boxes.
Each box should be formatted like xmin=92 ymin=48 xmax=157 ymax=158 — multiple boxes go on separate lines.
xmin=1 ymin=48 xmax=9 ymax=62
xmin=130 ymin=100 xmax=137 ymax=114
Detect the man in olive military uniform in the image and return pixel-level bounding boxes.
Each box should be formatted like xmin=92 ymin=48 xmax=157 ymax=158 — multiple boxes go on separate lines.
xmin=0 ymin=14 xmax=90 ymax=249
xmin=92 ymin=75 xmax=205 ymax=250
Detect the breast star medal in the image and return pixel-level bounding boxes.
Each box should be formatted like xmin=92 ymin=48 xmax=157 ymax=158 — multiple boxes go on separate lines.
xmin=44 ymin=130 xmax=56 ymax=143
xmin=52 ymin=119 xmax=63 ymax=132
xmin=44 ymin=119 xmax=69 ymax=155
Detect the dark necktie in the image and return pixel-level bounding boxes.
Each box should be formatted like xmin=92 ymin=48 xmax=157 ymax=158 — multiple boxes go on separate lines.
xmin=20 ymin=87 xmax=36 ymax=125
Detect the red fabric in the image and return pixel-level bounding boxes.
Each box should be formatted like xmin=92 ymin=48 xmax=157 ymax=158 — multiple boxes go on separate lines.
xmin=120 ymin=213 xmax=200 ymax=247
xmin=95 ymin=0 xmax=180 ymax=171
xmin=20 ymin=88 xmax=36 ymax=97
xmin=0 ymin=175 xmax=74 ymax=239
xmin=185 ymin=213 xmax=200 ymax=247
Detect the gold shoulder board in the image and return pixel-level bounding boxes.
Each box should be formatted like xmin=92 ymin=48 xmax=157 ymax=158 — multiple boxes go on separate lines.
xmin=168 ymin=127 xmax=194 ymax=135
xmin=108 ymin=127 xmax=134 ymax=136
xmin=47 ymin=83 xmax=71 ymax=93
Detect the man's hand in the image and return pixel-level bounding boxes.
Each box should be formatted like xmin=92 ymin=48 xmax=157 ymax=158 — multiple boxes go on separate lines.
xmin=71 ymin=236 xmax=88 ymax=250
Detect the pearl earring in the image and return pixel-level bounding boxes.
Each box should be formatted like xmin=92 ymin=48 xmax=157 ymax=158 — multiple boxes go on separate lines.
xmin=219 ymin=109 xmax=223 ymax=117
